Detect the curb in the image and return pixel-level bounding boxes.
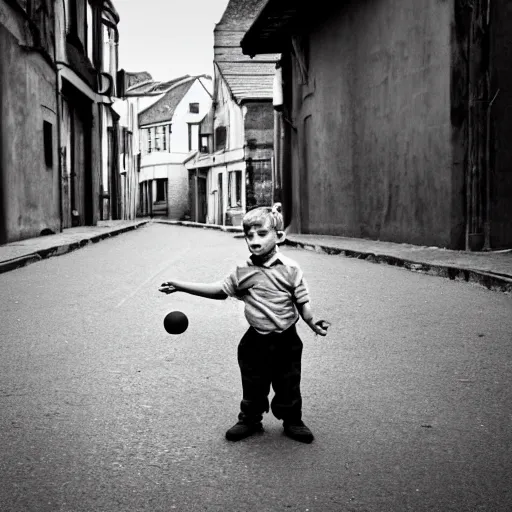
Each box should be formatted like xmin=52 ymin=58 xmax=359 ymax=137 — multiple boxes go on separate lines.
xmin=0 ymin=222 xmax=149 ymax=275
xmin=283 ymin=239 xmax=512 ymax=294
xmin=153 ymin=219 xmax=243 ymax=233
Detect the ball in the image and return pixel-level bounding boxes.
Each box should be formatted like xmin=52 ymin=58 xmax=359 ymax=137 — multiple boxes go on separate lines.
xmin=163 ymin=310 xmax=189 ymax=335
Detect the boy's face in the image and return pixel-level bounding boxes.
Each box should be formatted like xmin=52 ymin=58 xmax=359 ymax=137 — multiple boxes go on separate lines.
xmin=244 ymin=219 xmax=283 ymax=259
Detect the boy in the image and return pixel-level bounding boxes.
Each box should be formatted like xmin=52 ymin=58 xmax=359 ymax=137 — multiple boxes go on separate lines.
xmin=159 ymin=204 xmax=329 ymax=443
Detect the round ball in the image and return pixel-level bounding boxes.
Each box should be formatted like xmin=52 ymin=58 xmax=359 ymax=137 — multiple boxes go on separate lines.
xmin=163 ymin=311 xmax=189 ymax=335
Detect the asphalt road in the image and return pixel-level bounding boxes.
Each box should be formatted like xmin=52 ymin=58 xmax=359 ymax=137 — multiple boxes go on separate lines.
xmin=1 ymin=223 xmax=511 ymax=512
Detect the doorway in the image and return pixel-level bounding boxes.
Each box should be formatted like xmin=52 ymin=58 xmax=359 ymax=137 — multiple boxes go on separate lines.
xmin=217 ymin=174 xmax=224 ymax=225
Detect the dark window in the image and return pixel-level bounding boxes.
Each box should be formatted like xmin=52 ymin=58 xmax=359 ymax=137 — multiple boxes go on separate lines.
xmin=189 ymin=102 xmax=199 ymax=113
xmin=43 ymin=120 xmax=53 ymax=168
xmin=156 ymin=179 xmax=166 ymax=201
xmin=215 ymin=126 xmax=226 ymax=151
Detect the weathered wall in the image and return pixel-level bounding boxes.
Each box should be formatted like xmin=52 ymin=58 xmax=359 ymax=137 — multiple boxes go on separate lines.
xmin=167 ymin=164 xmax=189 ymax=220
xmin=288 ymin=0 xmax=459 ymax=247
xmin=490 ymin=0 xmax=512 ymax=248
xmin=0 ymin=22 xmax=60 ymax=243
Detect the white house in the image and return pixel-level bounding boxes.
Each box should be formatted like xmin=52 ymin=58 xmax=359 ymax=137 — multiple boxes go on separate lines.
xmin=134 ymin=75 xmax=213 ymax=219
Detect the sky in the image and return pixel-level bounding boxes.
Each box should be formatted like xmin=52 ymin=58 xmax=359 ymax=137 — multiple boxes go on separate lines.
xmin=114 ymin=0 xmax=231 ymax=81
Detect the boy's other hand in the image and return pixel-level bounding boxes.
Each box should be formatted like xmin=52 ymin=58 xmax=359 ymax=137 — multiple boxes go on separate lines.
xmin=313 ymin=320 xmax=330 ymax=336
xmin=159 ymin=282 xmax=178 ymax=294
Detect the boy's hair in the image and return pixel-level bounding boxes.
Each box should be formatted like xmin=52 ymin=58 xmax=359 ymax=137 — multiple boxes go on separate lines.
xmin=242 ymin=203 xmax=284 ymax=233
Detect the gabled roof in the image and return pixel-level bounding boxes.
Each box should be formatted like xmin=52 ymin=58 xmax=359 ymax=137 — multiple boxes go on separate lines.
xmin=125 ymin=74 xmax=192 ymax=96
xmin=138 ymin=78 xmax=196 ymax=126
xmin=214 ymin=0 xmax=279 ymax=103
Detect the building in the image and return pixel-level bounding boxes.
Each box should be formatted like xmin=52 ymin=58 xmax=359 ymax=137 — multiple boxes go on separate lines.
xmin=185 ymin=0 xmax=278 ymax=227
xmin=117 ymin=73 xmax=212 ymax=220
xmin=0 ymin=0 xmax=121 ymax=243
xmin=242 ymin=0 xmax=512 ymax=250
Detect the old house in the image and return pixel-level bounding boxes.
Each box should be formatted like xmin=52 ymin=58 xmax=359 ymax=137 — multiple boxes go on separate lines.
xmin=112 ymin=71 xmax=148 ymax=221
xmin=57 ymin=0 xmax=121 ymax=225
xmin=117 ymin=74 xmax=212 ymax=220
xmin=1 ymin=0 xmax=59 ymax=243
xmin=185 ymin=0 xmax=278 ymax=227
xmin=0 ymin=0 xmax=121 ymax=243
xmin=242 ymin=0 xmax=512 ymax=250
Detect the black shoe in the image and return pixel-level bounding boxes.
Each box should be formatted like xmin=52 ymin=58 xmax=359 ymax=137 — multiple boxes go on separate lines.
xmin=225 ymin=420 xmax=263 ymax=441
xmin=283 ymin=420 xmax=314 ymax=443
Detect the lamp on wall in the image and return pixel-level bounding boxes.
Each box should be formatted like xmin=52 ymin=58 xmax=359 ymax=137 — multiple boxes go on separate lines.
xmin=273 ymin=62 xmax=283 ymax=112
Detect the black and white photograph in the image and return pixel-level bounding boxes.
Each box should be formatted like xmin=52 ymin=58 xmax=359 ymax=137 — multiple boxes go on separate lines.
xmin=1 ymin=0 xmax=511 ymax=511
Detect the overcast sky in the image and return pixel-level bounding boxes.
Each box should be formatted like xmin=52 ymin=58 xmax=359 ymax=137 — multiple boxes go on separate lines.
xmin=115 ymin=0 xmax=230 ymax=81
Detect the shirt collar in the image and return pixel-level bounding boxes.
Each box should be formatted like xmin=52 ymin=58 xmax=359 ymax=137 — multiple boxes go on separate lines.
xmin=248 ymin=249 xmax=282 ymax=268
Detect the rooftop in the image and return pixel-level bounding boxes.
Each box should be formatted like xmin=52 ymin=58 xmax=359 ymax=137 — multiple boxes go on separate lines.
xmin=214 ymin=0 xmax=279 ymax=103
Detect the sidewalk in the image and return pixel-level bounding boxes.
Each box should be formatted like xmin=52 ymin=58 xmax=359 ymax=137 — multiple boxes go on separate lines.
xmin=1 ymin=219 xmax=511 ymax=294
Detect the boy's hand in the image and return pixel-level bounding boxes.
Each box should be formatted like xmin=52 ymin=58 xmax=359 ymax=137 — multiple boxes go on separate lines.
xmin=312 ymin=320 xmax=330 ymax=336
xmin=159 ymin=282 xmax=178 ymax=294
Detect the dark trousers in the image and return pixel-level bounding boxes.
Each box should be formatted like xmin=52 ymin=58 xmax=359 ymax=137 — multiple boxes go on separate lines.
xmin=237 ymin=324 xmax=303 ymax=424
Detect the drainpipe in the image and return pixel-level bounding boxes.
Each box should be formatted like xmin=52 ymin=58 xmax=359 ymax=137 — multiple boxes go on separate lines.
xmin=483 ymin=87 xmax=499 ymax=250
xmin=54 ymin=11 xmax=63 ymax=232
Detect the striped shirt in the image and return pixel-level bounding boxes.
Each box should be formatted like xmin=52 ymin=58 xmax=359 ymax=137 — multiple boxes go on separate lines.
xmin=222 ymin=251 xmax=310 ymax=335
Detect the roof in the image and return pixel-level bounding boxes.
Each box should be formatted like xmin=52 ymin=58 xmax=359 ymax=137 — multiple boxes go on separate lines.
xmin=240 ymin=0 xmax=303 ymax=56
xmin=138 ymin=79 xmax=195 ymax=126
xmin=125 ymin=74 xmax=192 ymax=96
xmin=214 ymin=0 xmax=279 ymax=103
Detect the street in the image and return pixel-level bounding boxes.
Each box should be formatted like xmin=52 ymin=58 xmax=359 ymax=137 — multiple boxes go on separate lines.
xmin=1 ymin=223 xmax=511 ymax=512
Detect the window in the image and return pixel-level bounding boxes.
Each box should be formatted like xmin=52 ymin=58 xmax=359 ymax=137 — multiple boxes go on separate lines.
xmin=188 ymin=123 xmax=199 ymax=151
xmin=189 ymin=102 xmax=199 ymax=114
xmin=122 ymin=128 xmax=133 ymax=171
xmin=145 ymin=126 xmax=168 ymax=154
xmin=162 ymin=126 xmax=167 ymax=151
xmin=154 ymin=126 xmax=160 ymax=151
xmin=156 ymin=179 xmax=167 ymax=202
xmin=43 ymin=120 xmax=53 ymax=168
xmin=25 ymin=0 xmax=55 ymax=53
xmin=103 ymin=24 xmax=111 ymax=73
xmin=215 ymin=126 xmax=226 ymax=151
xmin=86 ymin=1 xmax=93 ymax=61
xmin=67 ymin=0 xmax=86 ymax=50
xmin=228 ymin=171 xmax=242 ymax=208
xmin=200 ymin=135 xmax=209 ymax=153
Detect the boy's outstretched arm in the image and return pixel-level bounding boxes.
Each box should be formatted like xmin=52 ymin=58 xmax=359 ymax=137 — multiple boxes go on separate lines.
xmin=297 ymin=301 xmax=330 ymax=336
xmin=159 ymin=280 xmax=228 ymax=300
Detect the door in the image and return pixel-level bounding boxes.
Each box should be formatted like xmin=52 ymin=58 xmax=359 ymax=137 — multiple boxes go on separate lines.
xmin=217 ymin=174 xmax=224 ymax=225
xmin=198 ymin=177 xmax=207 ymax=223
xmin=71 ymin=108 xmax=86 ymax=226
xmin=63 ymin=83 xmax=93 ymax=227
